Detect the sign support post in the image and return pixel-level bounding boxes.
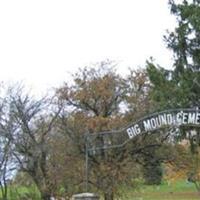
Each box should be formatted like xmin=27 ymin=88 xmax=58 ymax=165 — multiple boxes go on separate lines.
xmin=85 ymin=134 xmax=89 ymax=192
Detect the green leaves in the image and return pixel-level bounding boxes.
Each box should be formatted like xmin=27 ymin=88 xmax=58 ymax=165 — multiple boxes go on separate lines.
xmin=147 ymin=0 xmax=200 ymax=111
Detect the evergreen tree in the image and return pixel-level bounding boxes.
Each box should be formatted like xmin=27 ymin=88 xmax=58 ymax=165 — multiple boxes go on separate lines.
xmin=147 ymin=0 xmax=200 ymax=191
xmin=147 ymin=0 xmax=200 ymax=109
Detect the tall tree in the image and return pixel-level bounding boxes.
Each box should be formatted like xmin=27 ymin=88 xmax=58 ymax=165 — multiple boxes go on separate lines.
xmin=147 ymin=0 xmax=200 ymax=110
xmin=57 ymin=61 xmax=172 ymax=198
xmin=57 ymin=61 xmax=133 ymax=200
xmin=147 ymin=0 xmax=200 ymax=191
xmin=0 ymin=85 xmax=61 ymax=200
xmin=0 ymin=94 xmax=14 ymax=200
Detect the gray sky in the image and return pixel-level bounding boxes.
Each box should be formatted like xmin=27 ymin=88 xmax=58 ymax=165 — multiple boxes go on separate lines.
xmin=0 ymin=0 xmax=176 ymax=95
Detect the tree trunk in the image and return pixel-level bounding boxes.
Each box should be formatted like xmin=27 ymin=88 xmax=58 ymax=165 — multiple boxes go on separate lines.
xmin=34 ymin=178 xmax=52 ymax=200
xmin=41 ymin=192 xmax=51 ymax=200
xmin=31 ymin=171 xmax=52 ymax=200
xmin=0 ymin=182 xmax=8 ymax=200
xmin=104 ymin=191 xmax=114 ymax=200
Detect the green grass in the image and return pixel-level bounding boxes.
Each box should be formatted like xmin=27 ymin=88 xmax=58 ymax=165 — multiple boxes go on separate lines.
xmin=1 ymin=180 xmax=200 ymax=200
xmin=122 ymin=180 xmax=200 ymax=200
xmin=1 ymin=185 xmax=41 ymax=200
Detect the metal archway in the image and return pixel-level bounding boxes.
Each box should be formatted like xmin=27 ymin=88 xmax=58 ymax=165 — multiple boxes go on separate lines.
xmin=84 ymin=108 xmax=200 ymax=191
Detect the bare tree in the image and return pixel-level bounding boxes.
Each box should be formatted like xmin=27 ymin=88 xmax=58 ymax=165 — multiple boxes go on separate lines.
xmin=0 ymin=85 xmax=61 ymax=200
xmin=0 ymin=137 xmax=13 ymax=200
xmin=0 ymin=86 xmax=16 ymax=200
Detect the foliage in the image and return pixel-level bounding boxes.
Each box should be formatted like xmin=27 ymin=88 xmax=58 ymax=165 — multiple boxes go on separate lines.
xmin=57 ymin=61 xmax=132 ymax=200
xmin=124 ymin=69 xmax=153 ymax=121
xmin=147 ymin=0 xmax=200 ymax=110
xmin=146 ymin=0 xmax=200 ymax=193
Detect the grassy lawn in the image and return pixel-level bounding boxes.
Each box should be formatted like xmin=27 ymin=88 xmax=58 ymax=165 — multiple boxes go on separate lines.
xmin=122 ymin=180 xmax=200 ymax=200
xmin=4 ymin=185 xmax=41 ymax=200
xmin=2 ymin=180 xmax=200 ymax=200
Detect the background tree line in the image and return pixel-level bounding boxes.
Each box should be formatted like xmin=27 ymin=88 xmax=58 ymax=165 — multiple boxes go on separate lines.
xmin=0 ymin=63 xmax=172 ymax=200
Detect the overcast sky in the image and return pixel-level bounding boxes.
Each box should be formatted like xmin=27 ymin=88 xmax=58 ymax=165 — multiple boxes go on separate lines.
xmin=0 ymin=0 xmax=176 ymax=95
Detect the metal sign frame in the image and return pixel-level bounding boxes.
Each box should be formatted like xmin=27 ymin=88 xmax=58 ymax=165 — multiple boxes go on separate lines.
xmin=84 ymin=108 xmax=200 ymax=191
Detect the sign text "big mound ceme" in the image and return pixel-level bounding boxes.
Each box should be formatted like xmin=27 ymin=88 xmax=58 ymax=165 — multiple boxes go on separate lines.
xmin=126 ymin=110 xmax=200 ymax=139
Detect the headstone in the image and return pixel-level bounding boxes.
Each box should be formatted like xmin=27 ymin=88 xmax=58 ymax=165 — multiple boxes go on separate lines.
xmin=73 ymin=193 xmax=99 ymax=200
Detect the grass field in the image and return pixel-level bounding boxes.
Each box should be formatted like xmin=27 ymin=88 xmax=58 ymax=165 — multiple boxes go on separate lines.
xmin=3 ymin=180 xmax=200 ymax=199
xmin=122 ymin=180 xmax=200 ymax=200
